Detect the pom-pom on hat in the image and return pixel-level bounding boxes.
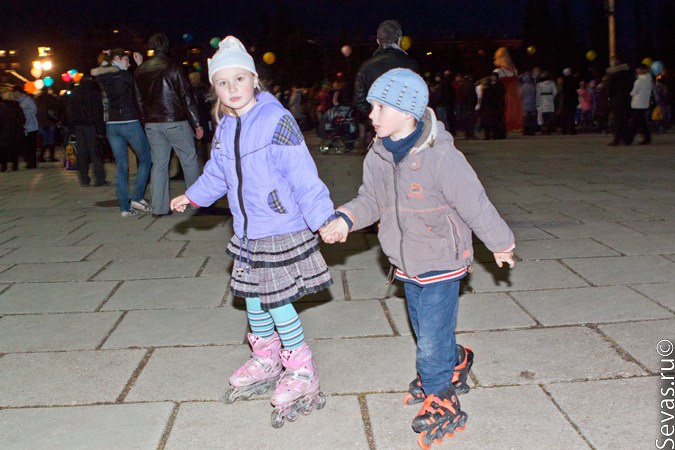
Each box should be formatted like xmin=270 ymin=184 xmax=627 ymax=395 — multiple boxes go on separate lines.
xmin=366 ymin=68 xmax=428 ymax=121
xmin=208 ymin=36 xmax=257 ymax=84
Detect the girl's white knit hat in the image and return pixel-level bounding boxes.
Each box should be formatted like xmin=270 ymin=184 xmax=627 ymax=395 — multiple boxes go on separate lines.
xmin=208 ymin=36 xmax=257 ymax=84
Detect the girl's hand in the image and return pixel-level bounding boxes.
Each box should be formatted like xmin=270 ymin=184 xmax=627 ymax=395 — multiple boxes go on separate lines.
xmin=493 ymin=251 xmax=515 ymax=268
xmin=170 ymin=194 xmax=190 ymax=213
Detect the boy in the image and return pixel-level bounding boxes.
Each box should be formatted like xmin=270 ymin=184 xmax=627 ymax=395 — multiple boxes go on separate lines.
xmin=320 ymin=68 xmax=515 ymax=449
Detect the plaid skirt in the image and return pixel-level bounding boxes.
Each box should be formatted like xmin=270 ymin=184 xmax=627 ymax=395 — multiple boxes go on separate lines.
xmin=226 ymin=229 xmax=333 ymax=310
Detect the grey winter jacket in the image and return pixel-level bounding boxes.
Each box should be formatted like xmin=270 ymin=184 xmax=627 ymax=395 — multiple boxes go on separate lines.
xmin=338 ymin=109 xmax=515 ymax=277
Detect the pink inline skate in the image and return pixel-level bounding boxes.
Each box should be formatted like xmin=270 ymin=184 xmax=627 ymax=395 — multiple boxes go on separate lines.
xmin=222 ymin=333 xmax=283 ymax=404
xmin=270 ymin=343 xmax=326 ymax=428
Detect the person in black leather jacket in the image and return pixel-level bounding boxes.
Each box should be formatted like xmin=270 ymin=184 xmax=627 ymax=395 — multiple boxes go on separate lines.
xmin=352 ymin=20 xmax=419 ymax=151
xmin=134 ymin=33 xmax=203 ymax=217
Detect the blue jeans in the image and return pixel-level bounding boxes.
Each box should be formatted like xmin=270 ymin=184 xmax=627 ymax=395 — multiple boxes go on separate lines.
xmin=404 ymin=279 xmax=461 ymax=396
xmin=106 ymin=121 xmax=152 ymax=212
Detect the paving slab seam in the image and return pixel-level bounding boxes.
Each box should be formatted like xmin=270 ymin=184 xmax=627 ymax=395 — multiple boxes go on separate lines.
xmin=156 ymin=402 xmax=180 ymax=450
xmin=504 ymin=291 xmax=544 ymax=327
xmin=587 ymin=323 xmax=654 ymax=374
xmin=96 ymin=310 xmax=128 ymax=350
xmin=626 ymin=285 xmax=675 ymax=315
xmin=117 ymin=348 xmax=155 ymax=403
xmin=379 ymin=299 xmax=400 ymax=336
xmin=357 ymin=394 xmax=377 ymax=450
xmin=87 ymin=260 xmax=114 ymax=282
xmin=66 ymin=220 xmax=88 ymax=236
xmin=555 ymin=259 xmax=597 ymax=286
xmin=80 ymin=243 xmax=104 ymax=262
xmin=94 ymin=280 xmax=124 ymax=312
xmin=538 ymin=384 xmax=596 ymax=450
xmin=0 ymin=263 xmax=15 ymax=275
xmin=194 ymin=257 xmax=209 ymax=277
xmin=70 ymin=231 xmax=95 ymax=246
xmin=341 ymin=270 xmax=351 ymax=300
xmin=174 ymin=241 xmax=190 ymax=258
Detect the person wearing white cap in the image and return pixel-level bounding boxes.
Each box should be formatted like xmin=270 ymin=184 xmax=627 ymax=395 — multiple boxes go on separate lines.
xmin=170 ymin=36 xmax=336 ymax=428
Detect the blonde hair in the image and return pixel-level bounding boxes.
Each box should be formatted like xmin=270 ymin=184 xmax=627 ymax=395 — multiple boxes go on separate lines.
xmin=209 ymin=79 xmax=267 ymax=122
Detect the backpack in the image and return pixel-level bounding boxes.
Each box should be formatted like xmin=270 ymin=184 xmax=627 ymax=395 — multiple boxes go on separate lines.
xmin=62 ymin=135 xmax=78 ymax=171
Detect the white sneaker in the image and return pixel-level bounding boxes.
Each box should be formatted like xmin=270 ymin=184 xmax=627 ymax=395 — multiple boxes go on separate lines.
xmin=131 ymin=199 xmax=153 ymax=213
xmin=121 ymin=209 xmax=137 ymax=218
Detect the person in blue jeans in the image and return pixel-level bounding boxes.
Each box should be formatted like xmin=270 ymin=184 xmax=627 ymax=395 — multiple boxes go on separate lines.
xmin=321 ymin=68 xmax=515 ymax=448
xmin=92 ymin=49 xmax=152 ymax=217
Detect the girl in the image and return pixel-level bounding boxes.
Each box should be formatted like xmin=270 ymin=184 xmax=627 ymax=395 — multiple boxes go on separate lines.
xmin=170 ymin=36 xmax=334 ymax=427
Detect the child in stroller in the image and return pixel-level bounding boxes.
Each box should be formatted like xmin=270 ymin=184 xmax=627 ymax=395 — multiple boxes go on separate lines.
xmin=319 ymin=88 xmax=358 ymax=154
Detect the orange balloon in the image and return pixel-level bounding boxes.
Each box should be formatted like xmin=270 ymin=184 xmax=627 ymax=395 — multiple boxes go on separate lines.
xmin=263 ymin=52 xmax=276 ymax=65
xmin=73 ymin=73 xmax=84 ymax=83
xmin=23 ymin=81 xmax=36 ymax=94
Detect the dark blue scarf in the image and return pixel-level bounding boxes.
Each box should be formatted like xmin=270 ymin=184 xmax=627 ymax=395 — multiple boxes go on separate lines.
xmin=382 ymin=121 xmax=424 ymax=164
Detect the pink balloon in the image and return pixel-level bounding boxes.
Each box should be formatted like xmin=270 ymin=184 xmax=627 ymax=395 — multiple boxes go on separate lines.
xmin=341 ymin=45 xmax=352 ymax=57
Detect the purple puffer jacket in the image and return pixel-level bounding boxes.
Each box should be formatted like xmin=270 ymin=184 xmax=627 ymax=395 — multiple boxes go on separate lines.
xmin=186 ymin=92 xmax=334 ymax=240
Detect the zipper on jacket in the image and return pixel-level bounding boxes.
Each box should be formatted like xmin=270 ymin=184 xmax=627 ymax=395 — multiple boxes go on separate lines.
xmin=233 ymin=117 xmax=249 ymax=272
xmin=447 ymin=216 xmax=459 ymax=259
xmin=393 ymin=164 xmax=409 ymax=276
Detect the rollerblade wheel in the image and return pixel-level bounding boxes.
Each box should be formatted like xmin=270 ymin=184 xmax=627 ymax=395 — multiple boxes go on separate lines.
xmin=271 ymin=410 xmax=285 ymax=429
xmin=417 ymin=431 xmax=434 ymax=450
xmin=287 ymin=411 xmax=299 ymax=422
xmin=222 ymin=388 xmax=237 ymax=404
xmin=319 ymin=145 xmax=329 ymax=154
xmin=314 ymin=392 xmax=327 ymax=410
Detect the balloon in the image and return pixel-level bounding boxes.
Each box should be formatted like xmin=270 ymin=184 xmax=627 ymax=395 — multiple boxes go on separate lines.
xmin=585 ymin=50 xmax=597 ymax=61
xmin=23 ymin=82 xmax=36 ymax=94
xmin=642 ymin=57 xmax=653 ymax=67
xmin=341 ymin=45 xmax=352 ymax=57
xmin=30 ymin=67 xmax=43 ymax=79
xmin=33 ymin=79 xmax=45 ymax=90
xmin=68 ymin=69 xmax=78 ymax=77
xmin=526 ymin=46 xmax=536 ymax=56
xmin=73 ymin=73 xmax=83 ymax=83
xmin=651 ymin=60 xmax=664 ymax=76
xmin=210 ymin=37 xmax=220 ymax=49
xmin=263 ymin=52 xmax=276 ymax=65
xmin=43 ymin=76 xmax=54 ymax=87
xmin=183 ymin=33 xmax=193 ymax=42
xmin=400 ymin=36 xmax=412 ymax=51
xmin=32 ymin=61 xmax=42 ymax=70
xmin=477 ymin=49 xmax=486 ymax=57
xmin=61 ymin=73 xmax=72 ymax=83
xmin=192 ymin=62 xmax=202 ymax=72
xmin=41 ymin=61 xmax=52 ymax=71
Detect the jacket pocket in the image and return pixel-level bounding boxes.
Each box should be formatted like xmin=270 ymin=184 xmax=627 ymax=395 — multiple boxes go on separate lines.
xmin=267 ymin=189 xmax=287 ymax=214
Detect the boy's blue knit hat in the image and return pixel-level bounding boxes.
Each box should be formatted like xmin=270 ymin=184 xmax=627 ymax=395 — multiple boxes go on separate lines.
xmin=367 ymin=68 xmax=428 ymax=121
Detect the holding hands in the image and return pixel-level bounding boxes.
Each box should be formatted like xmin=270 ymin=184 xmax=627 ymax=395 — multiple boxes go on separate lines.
xmin=170 ymin=194 xmax=190 ymax=213
xmin=319 ymin=217 xmax=349 ymax=244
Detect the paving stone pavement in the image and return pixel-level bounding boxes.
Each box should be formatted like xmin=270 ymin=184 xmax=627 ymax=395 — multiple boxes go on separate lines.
xmin=0 ymin=131 xmax=674 ymax=450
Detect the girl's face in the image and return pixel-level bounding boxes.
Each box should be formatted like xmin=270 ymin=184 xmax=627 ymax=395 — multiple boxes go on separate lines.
xmin=213 ymin=68 xmax=258 ymax=116
xmin=369 ymin=100 xmax=413 ymax=141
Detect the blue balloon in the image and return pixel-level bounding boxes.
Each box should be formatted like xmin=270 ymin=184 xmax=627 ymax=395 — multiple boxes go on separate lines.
xmin=183 ymin=33 xmax=193 ymax=42
xmin=651 ymin=60 xmax=664 ymax=76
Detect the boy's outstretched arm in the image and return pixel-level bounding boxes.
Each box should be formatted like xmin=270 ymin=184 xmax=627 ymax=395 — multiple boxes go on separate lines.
xmin=319 ymin=217 xmax=349 ymax=244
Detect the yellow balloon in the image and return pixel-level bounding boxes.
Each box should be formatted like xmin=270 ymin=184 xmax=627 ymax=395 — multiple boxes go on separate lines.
xmin=642 ymin=57 xmax=653 ymax=67
xmin=263 ymin=52 xmax=276 ymax=65
xmin=585 ymin=50 xmax=597 ymax=61
xmin=400 ymin=36 xmax=412 ymax=51
xmin=527 ymin=46 xmax=536 ymax=56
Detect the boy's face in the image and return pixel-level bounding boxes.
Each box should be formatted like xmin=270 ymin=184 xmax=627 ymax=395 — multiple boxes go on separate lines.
xmin=369 ymin=100 xmax=411 ymax=140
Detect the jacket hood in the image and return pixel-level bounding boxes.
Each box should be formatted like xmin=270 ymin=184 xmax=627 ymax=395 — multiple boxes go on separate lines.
xmin=91 ymin=66 xmax=119 ymax=77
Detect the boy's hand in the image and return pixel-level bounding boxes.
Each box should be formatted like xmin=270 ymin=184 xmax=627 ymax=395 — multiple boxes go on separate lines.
xmin=319 ymin=217 xmax=349 ymax=244
xmin=170 ymin=194 xmax=190 ymax=213
xmin=493 ymin=251 xmax=515 ymax=268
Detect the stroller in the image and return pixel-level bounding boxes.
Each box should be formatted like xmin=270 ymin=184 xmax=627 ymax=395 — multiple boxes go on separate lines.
xmin=318 ymin=104 xmax=358 ymax=154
